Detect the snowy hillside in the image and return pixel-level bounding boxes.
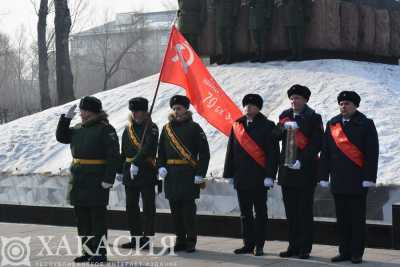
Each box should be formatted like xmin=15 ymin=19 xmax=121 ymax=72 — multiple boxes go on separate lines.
xmin=0 ymin=59 xmax=399 ymax=184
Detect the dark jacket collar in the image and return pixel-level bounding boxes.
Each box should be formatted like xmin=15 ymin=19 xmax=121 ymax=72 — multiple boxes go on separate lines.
xmin=128 ymin=113 xmax=151 ymax=127
xmin=237 ymin=112 xmax=267 ymax=124
xmin=281 ymin=104 xmax=315 ymax=118
xmin=77 ymin=111 xmax=109 ymax=128
xmin=330 ymin=110 xmax=367 ymax=125
xmin=168 ymin=110 xmax=193 ymax=125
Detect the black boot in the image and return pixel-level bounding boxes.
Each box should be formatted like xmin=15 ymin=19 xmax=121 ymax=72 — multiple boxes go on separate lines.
xmin=331 ymin=254 xmax=351 ymax=262
xmin=351 ymin=256 xmax=363 ymax=264
xmin=186 ymin=243 xmax=196 ymax=253
xmin=234 ymin=246 xmax=254 ymax=254
xmin=73 ymin=254 xmax=91 ymax=263
xmin=298 ymin=252 xmax=310 ymax=259
xmin=88 ymin=255 xmax=107 ymax=264
xmin=140 ymin=236 xmax=151 ymax=250
xmin=120 ymin=237 xmax=138 ymax=249
xmin=254 ymin=246 xmax=264 ymax=256
xmin=279 ymin=249 xmax=297 ymax=258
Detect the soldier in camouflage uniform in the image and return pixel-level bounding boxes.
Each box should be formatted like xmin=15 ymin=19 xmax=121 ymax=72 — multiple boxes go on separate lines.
xmin=215 ymin=0 xmax=241 ymax=64
xmin=157 ymin=95 xmax=210 ymax=253
xmin=117 ymin=97 xmax=159 ymax=250
xmin=177 ymin=0 xmax=207 ymax=53
xmin=282 ymin=0 xmax=312 ymax=61
xmin=56 ymin=96 xmax=120 ymax=264
xmin=246 ymin=0 xmax=274 ymax=62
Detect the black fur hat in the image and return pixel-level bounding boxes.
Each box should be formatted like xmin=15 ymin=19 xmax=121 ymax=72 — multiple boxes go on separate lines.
xmin=287 ymin=84 xmax=311 ymax=101
xmin=79 ymin=96 xmax=102 ymax=113
xmin=170 ymin=95 xmax=190 ymax=109
xmin=129 ymin=97 xmax=148 ymax=112
xmin=242 ymin=94 xmax=263 ymax=110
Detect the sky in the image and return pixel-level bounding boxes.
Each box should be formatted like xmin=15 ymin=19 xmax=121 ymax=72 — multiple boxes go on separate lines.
xmin=0 ymin=0 xmax=177 ymax=43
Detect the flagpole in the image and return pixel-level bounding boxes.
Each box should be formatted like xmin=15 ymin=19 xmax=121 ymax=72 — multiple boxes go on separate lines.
xmin=139 ymin=16 xmax=178 ymax=146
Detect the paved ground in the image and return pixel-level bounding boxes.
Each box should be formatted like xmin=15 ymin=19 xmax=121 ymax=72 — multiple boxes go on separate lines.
xmin=0 ymin=223 xmax=399 ymax=267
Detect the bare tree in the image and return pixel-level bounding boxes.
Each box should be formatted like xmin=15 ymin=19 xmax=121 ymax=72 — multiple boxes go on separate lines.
xmin=31 ymin=0 xmax=89 ymax=108
xmin=37 ymin=0 xmax=52 ymax=109
xmin=54 ymin=0 xmax=75 ymax=104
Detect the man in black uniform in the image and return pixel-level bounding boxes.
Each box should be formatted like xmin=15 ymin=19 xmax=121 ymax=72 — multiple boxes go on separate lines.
xmin=157 ymin=95 xmax=210 ymax=253
xmin=320 ymin=91 xmax=379 ymax=264
xmin=177 ymin=0 xmax=207 ymax=53
xmin=56 ymin=96 xmax=120 ymax=264
xmin=215 ymin=0 xmax=241 ymax=64
xmin=117 ymin=97 xmax=159 ymax=250
xmin=275 ymin=85 xmax=323 ymax=259
xmin=223 ymin=94 xmax=279 ymax=256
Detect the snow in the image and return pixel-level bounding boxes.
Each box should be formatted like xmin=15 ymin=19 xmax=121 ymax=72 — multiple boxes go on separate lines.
xmin=0 ymin=59 xmax=400 ymax=185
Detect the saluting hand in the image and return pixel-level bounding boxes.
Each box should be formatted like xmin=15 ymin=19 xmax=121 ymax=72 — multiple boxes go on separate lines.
xmin=65 ymin=104 xmax=77 ymax=119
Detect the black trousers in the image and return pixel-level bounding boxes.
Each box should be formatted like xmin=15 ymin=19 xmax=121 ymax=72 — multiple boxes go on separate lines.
xmin=282 ymin=186 xmax=315 ymax=254
xmin=74 ymin=206 xmax=107 ymax=256
xmin=237 ymin=189 xmax=268 ymax=249
xmin=217 ymin=27 xmax=234 ymax=62
xmin=250 ymin=29 xmax=269 ymax=58
xmin=286 ymin=26 xmax=305 ymax=58
xmin=125 ymin=185 xmax=156 ymax=237
xmin=333 ymin=193 xmax=367 ymax=258
xmin=182 ymin=33 xmax=199 ymax=53
xmin=169 ymin=199 xmax=197 ymax=247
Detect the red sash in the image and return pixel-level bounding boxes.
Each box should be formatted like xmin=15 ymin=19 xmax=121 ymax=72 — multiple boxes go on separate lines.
xmin=279 ymin=117 xmax=309 ymax=150
xmin=330 ymin=122 xmax=364 ymax=168
xmin=232 ymin=122 xmax=267 ymax=168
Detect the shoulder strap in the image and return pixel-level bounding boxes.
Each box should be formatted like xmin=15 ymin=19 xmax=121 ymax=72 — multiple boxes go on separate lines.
xmin=232 ymin=122 xmax=267 ymax=169
xmin=330 ymin=122 xmax=364 ymax=168
xmin=165 ymin=123 xmax=197 ymax=168
xmin=127 ymin=123 xmax=141 ymax=150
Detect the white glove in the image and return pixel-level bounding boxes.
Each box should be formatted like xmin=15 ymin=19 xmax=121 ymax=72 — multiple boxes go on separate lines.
xmin=288 ymin=160 xmax=301 ymax=170
xmin=263 ymin=177 xmax=274 ymax=188
xmin=362 ymin=181 xmax=376 ymax=188
xmin=194 ymin=176 xmax=205 ymax=184
xmin=158 ymin=167 xmax=168 ymax=179
xmin=65 ymin=104 xmax=77 ymax=119
xmin=130 ymin=164 xmax=139 ymax=179
xmin=115 ymin=173 xmax=123 ymax=182
xmin=283 ymin=121 xmax=299 ymax=130
xmin=320 ymin=180 xmax=330 ymax=188
xmin=101 ymin=182 xmax=113 ymax=189
xmin=226 ymin=178 xmax=234 ymax=185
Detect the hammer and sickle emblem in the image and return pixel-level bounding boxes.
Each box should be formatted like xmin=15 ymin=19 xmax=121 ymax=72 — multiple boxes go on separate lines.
xmin=171 ymin=41 xmax=195 ymax=74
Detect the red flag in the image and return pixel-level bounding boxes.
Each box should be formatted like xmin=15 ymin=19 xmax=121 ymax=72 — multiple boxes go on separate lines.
xmin=159 ymin=26 xmax=242 ymax=136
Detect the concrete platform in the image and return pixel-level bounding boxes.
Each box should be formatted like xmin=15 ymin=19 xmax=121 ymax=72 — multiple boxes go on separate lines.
xmin=0 ymin=223 xmax=399 ymax=267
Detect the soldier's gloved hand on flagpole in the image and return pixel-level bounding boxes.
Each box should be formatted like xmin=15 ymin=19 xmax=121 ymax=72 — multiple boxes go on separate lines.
xmin=362 ymin=181 xmax=376 ymax=188
xmin=283 ymin=121 xmax=299 ymax=130
xmin=65 ymin=104 xmax=77 ymax=119
xmin=101 ymin=182 xmax=113 ymax=189
xmin=115 ymin=173 xmax=123 ymax=182
xmin=130 ymin=164 xmax=139 ymax=179
xmin=288 ymin=160 xmax=301 ymax=170
xmin=264 ymin=177 xmax=274 ymax=188
xmin=320 ymin=180 xmax=330 ymax=188
xmin=226 ymin=178 xmax=234 ymax=185
xmin=158 ymin=167 xmax=168 ymax=180
xmin=194 ymin=176 xmax=205 ymax=184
